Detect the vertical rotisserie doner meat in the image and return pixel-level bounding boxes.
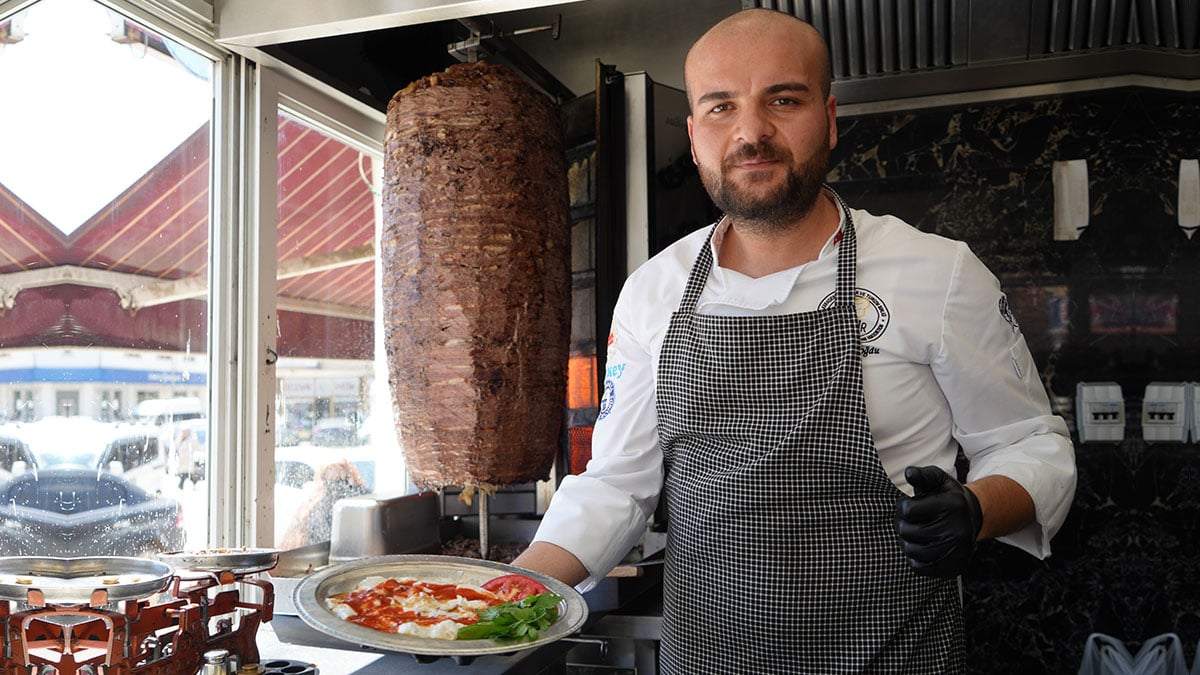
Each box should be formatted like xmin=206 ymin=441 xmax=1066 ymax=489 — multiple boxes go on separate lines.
xmin=381 ymin=62 xmax=570 ymax=492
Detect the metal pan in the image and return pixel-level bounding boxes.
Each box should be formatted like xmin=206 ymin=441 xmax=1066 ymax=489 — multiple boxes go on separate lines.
xmin=293 ymin=554 xmax=588 ymax=657
xmin=0 ymin=556 xmax=174 ymax=604
xmin=158 ymin=548 xmax=280 ymax=575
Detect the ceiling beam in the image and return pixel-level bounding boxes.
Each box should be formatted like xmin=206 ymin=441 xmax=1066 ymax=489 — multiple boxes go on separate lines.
xmin=0 ymin=266 xmax=152 ymax=312
xmin=215 ymin=0 xmax=588 ymax=48
xmin=0 ymin=242 xmax=376 ymax=316
xmin=276 ymin=296 xmax=372 ymax=321
xmin=278 ymin=243 xmax=373 ymax=280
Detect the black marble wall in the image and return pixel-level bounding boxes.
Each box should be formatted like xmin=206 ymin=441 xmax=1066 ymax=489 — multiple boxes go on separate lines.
xmin=828 ymin=87 xmax=1200 ymax=674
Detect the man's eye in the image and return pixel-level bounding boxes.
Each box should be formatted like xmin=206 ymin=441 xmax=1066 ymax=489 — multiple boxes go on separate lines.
xmin=708 ymin=103 xmax=731 ymax=114
xmin=771 ymin=97 xmax=799 ymax=106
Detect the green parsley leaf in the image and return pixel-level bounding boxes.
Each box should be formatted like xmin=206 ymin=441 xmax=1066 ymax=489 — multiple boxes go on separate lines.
xmin=456 ymin=593 xmax=563 ymax=643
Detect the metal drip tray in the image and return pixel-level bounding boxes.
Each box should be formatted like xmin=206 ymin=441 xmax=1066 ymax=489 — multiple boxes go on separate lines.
xmin=0 ymin=556 xmax=173 ymax=604
xmin=158 ymin=548 xmax=280 ymax=575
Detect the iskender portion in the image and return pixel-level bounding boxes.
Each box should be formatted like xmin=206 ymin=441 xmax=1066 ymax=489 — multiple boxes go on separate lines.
xmin=324 ymin=573 xmax=558 ymax=641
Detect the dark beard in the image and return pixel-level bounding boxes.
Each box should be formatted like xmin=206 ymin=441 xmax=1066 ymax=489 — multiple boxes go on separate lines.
xmin=700 ymin=139 xmax=830 ymax=233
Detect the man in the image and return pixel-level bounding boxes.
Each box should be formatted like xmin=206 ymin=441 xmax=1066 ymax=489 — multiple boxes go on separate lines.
xmin=513 ymin=9 xmax=1076 ymax=673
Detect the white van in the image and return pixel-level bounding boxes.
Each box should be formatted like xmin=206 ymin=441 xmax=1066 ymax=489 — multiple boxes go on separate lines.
xmin=133 ymin=397 xmax=205 ymax=427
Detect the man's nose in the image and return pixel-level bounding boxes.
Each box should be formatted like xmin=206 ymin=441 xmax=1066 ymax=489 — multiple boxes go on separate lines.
xmin=734 ymin=106 xmax=775 ymax=144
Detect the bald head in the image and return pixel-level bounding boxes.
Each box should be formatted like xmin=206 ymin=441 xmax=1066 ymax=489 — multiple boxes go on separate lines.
xmin=685 ymin=9 xmax=832 ymax=108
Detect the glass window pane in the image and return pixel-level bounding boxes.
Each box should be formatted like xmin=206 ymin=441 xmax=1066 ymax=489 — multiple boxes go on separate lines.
xmin=0 ymin=0 xmax=213 ymax=556
xmin=272 ymin=113 xmax=399 ymax=548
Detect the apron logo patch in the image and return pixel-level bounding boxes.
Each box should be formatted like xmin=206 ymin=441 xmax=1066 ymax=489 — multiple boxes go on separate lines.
xmin=598 ymin=379 xmax=616 ymax=421
xmin=999 ymin=295 xmax=1020 ymax=333
xmin=818 ymin=287 xmax=891 ymax=343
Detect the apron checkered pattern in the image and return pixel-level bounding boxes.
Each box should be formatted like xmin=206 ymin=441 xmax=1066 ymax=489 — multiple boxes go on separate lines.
xmin=656 ymin=191 xmax=964 ymax=674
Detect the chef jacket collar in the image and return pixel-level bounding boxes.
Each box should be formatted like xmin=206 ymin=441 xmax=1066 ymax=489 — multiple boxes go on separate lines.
xmin=704 ymin=201 xmax=847 ymax=311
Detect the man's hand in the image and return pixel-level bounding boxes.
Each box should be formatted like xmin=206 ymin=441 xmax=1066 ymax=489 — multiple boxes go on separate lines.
xmin=894 ymin=465 xmax=983 ymax=578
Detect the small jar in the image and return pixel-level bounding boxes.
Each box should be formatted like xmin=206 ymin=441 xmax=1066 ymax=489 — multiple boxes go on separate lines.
xmin=200 ymin=649 xmax=231 ymax=675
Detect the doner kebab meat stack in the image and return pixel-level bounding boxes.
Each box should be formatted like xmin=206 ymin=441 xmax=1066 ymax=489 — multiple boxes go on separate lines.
xmin=382 ymin=61 xmax=570 ymax=497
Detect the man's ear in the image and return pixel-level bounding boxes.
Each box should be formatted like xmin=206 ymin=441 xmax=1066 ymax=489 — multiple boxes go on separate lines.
xmin=826 ymin=95 xmax=838 ymax=150
xmin=687 ymin=116 xmax=698 ymax=164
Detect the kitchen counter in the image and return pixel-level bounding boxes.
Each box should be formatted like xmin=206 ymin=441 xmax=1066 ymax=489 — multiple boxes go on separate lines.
xmin=256 ymin=575 xmax=665 ymax=675
xmin=257 ymin=530 xmax=667 ymax=673
xmin=259 ymin=540 xmax=585 ymax=674
xmin=258 ymin=615 xmax=575 ymax=674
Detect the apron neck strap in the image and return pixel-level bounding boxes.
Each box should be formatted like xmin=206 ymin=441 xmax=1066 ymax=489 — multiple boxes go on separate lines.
xmin=828 ymin=186 xmax=858 ymax=307
xmin=681 ymin=186 xmax=858 ymax=311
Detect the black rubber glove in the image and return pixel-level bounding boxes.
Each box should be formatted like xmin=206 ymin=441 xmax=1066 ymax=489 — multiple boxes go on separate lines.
xmin=894 ymin=465 xmax=983 ymax=578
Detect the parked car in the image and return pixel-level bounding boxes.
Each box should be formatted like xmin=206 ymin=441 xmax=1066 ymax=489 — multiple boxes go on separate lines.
xmin=97 ymin=430 xmax=160 ymax=470
xmin=5 ymin=417 xmax=181 ymax=494
xmin=96 ymin=429 xmax=169 ymax=492
xmin=11 ymin=416 xmax=109 ymax=468
xmin=0 ymin=432 xmax=36 ymax=475
xmin=276 ymin=459 xmax=316 ymax=489
xmin=0 ymin=467 xmax=186 ymax=557
xmin=132 ymin=397 xmax=205 ymax=427
xmin=310 ymin=417 xmax=362 ymax=447
xmin=278 ymin=411 xmax=314 ymax=447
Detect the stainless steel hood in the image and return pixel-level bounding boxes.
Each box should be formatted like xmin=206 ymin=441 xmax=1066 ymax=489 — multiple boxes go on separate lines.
xmin=215 ymin=0 xmax=588 ymax=47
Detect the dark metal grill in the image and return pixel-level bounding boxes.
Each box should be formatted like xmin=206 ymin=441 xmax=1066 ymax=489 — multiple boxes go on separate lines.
xmin=744 ymin=0 xmax=962 ymax=77
xmin=743 ymin=0 xmax=1199 ymax=81
xmin=1043 ymin=0 xmax=1199 ymax=51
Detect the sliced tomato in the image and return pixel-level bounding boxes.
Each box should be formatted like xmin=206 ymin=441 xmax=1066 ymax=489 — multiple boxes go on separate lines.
xmin=481 ymin=573 xmax=548 ymax=602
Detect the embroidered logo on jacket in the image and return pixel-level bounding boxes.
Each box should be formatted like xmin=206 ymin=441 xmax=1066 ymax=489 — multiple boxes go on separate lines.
xmin=818 ymin=287 xmax=891 ymax=343
xmin=598 ymin=379 xmax=615 ymax=421
xmin=998 ymin=295 xmax=1020 ymax=333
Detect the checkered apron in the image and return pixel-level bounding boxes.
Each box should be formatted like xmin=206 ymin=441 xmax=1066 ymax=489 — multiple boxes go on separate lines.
xmin=656 ymin=195 xmax=964 ymax=674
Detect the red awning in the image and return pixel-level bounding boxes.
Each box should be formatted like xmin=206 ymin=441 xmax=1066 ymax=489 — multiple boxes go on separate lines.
xmin=0 ymin=117 xmax=376 ymax=359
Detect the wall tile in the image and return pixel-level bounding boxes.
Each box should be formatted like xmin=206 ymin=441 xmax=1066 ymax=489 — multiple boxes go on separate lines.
xmin=830 ymin=87 xmax=1200 ymax=674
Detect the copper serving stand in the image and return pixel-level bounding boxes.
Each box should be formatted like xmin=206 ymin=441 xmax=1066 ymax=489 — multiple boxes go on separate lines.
xmin=0 ymin=553 xmax=277 ymax=675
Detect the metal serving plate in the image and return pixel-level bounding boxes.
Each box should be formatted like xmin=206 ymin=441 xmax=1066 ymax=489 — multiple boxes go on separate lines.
xmin=293 ymin=554 xmax=588 ymax=657
xmin=0 ymin=556 xmax=174 ymax=604
xmin=158 ymin=548 xmax=280 ymax=575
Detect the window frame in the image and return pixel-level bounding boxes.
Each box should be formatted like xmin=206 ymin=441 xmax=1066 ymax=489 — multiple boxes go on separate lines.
xmin=252 ymin=68 xmax=384 ymax=546
xmin=0 ymin=0 xmax=386 ymax=548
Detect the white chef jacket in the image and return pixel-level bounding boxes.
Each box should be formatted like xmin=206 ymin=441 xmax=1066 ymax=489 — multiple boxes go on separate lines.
xmin=534 ymin=200 xmax=1077 ymax=592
